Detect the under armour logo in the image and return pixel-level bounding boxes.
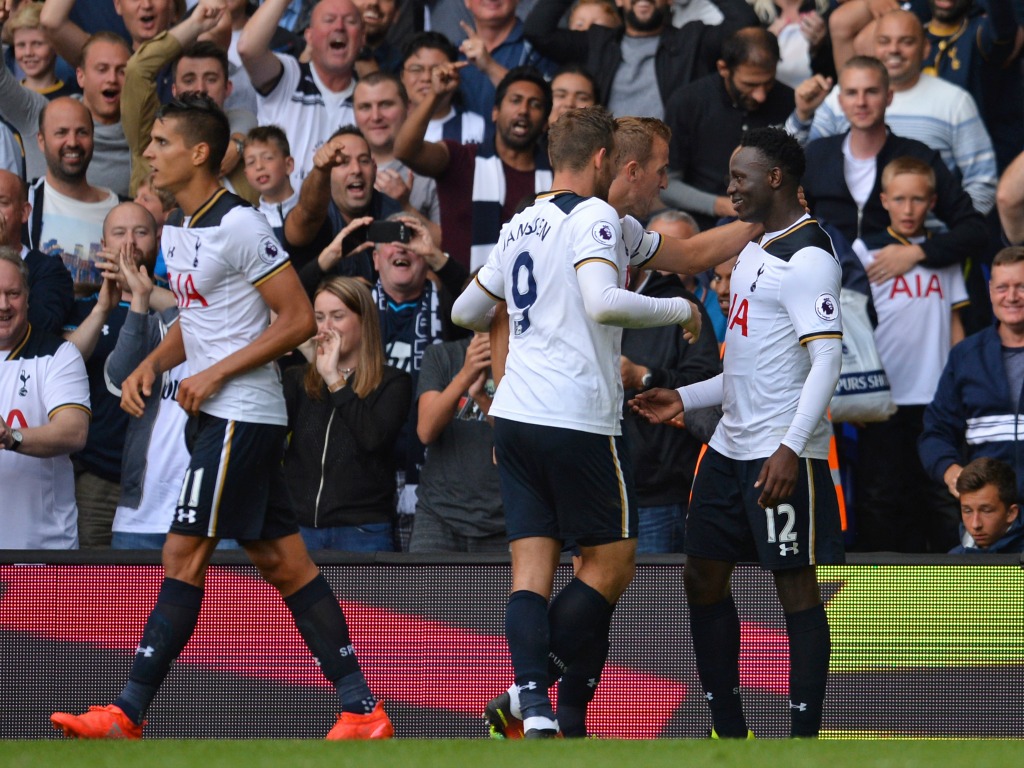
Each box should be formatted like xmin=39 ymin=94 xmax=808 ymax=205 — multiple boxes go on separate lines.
xmin=176 ymin=509 xmax=197 ymax=524
xmin=193 ymin=238 xmax=201 ymax=267
xmin=750 ymin=264 xmax=765 ymax=292
xmin=136 ymin=645 xmax=155 ymax=657
xmin=705 ymin=692 xmax=714 ymax=701
xmin=789 ymin=701 xmax=808 ymax=712
xmin=167 ymin=246 xmax=175 ymax=262
xmin=101 ymin=324 xmax=110 ymax=336
xmin=18 ymin=370 xmax=29 ymax=396
xmin=779 ymin=542 xmax=800 ymax=556
xmin=517 ymin=682 xmax=538 ymax=693
xmin=587 ymin=678 xmax=598 ymax=689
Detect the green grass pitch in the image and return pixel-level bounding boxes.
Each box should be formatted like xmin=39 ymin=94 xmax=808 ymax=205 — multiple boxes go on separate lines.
xmin=1 ymin=739 xmax=1021 ymax=768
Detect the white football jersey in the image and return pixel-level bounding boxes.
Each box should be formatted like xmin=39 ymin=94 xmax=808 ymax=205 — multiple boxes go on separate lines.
xmin=476 ymin=192 xmax=665 ymax=436
xmin=1 ymin=327 xmax=90 ymax=548
xmin=712 ymin=215 xmax=843 ymax=460
xmin=163 ymin=189 xmax=291 ymax=426
xmin=854 ymin=232 xmax=968 ymax=406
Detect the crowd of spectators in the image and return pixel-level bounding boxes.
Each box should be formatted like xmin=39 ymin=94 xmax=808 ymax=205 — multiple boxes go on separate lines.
xmin=2 ymin=0 xmax=1024 ymax=555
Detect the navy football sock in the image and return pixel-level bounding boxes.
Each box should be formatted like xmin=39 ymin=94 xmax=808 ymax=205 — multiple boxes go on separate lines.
xmin=689 ymin=594 xmax=747 ymax=737
xmin=284 ymin=574 xmax=375 ymax=715
xmin=556 ymin=608 xmax=612 ymax=738
xmin=505 ymin=590 xmax=553 ymax=721
xmin=785 ymin=604 xmax=830 ymax=737
xmin=547 ymin=578 xmax=614 ymax=681
xmin=115 ymin=577 xmax=204 ymax=724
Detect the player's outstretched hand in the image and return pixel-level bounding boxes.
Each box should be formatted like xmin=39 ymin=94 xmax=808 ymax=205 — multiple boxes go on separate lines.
xmin=680 ymin=299 xmax=701 ymax=344
xmin=754 ymin=444 xmax=798 ymax=509
xmin=629 ymin=387 xmax=684 ymax=424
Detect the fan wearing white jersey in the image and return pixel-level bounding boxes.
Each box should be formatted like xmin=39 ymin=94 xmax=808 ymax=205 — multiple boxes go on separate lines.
xmin=52 ymin=95 xmax=392 ymax=741
xmin=632 ymin=127 xmax=844 ymax=739
xmin=452 ymin=106 xmax=702 ymax=738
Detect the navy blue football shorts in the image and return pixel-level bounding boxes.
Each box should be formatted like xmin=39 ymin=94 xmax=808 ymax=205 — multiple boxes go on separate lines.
xmin=170 ymin=413 xmax=299 ymax=542
xmin=684 ymin=447 xmax=845 ymax=569
xmin=493 ymin=417 xmax=637 ymax=546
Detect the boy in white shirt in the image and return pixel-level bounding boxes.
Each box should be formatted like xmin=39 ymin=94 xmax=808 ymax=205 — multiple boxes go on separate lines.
xmin=852 ymin=156 xmax=968 ymax=552
xmin=243 ymin=125 xmax=297 ymax=245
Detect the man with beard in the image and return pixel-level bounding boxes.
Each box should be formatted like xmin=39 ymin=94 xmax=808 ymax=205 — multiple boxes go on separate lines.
xmin=524 ymin=0 xmax=757 ymax=120
xmin=24 ymin=98 xmax=120 ymax=281
xmin=663 ymin=26 xmax=794 ymax=231
xmin=0 ymin=29 xmax=132 ymax=195
xmin=395 ymin=64 xmax=552 ymax=271
xmin=353 ymin=0 xmax=403 ymax=74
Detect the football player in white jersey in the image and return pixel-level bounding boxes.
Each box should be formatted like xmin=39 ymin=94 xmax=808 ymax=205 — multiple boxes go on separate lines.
xmin=51 ymin=94 xmax=393 ymax=741
xmin=452 ymin=105 xmax=711 ymax=738
xmin=632 ymin=127 xmax=845 ymax=738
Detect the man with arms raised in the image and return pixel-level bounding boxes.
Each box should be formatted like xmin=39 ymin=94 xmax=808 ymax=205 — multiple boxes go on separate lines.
xmin=239 ymin=0 xmax=365 ymax=189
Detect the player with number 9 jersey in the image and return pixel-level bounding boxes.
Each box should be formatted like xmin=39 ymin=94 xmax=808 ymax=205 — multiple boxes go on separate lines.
xmin=473 ymin=193 xmax=675 ymax=436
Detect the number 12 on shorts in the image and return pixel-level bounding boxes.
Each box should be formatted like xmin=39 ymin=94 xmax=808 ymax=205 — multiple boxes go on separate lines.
xmin=765 ymin=503 xmax=797 ymax=543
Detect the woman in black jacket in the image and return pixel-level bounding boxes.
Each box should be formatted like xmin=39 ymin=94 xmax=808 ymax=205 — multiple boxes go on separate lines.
xmin=283 ymin=276 xmax=412 ymax=551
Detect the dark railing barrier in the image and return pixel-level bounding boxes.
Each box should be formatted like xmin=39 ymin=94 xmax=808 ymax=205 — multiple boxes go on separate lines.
xmin=1 ymin=553 xmax=1021 ymax=739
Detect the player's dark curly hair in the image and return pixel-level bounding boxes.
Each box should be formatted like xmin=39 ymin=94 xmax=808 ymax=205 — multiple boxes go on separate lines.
xmin=738 ymin=126 xmax=805 ymax=186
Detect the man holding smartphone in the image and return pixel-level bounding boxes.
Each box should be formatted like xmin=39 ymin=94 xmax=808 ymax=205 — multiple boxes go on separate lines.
xmin=283 ymin=126 xmax=405 ymax=281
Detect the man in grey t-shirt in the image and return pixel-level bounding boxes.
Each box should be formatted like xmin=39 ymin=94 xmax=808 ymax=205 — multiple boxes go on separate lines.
xmin=411 ymin=333 xmax=505 ymax=552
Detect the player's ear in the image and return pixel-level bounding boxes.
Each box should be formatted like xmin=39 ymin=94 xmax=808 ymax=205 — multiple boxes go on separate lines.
xmin=192 ymin=141 xmax=211 ymax=169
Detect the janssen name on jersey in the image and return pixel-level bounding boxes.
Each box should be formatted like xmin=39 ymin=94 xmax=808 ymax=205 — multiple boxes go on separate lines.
xmin=714 ymin=215 xmax=842 ymax=460
xmin=475 ymin=192 xmax=663 ymax=436
xmin=163 ymin=189 xmax=291 ymax=426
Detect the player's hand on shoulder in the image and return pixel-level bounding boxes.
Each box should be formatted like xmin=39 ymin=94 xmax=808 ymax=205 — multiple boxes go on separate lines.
xmin=680 ymin=299 xmax=702 ymax=344
xmin=628 ymin=387 xmax=683 ymax=424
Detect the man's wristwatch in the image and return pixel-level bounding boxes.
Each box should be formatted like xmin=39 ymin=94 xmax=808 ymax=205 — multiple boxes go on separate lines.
xmin=8 ymin=429 xmax=23 ymax=452
xmin=640 ymin=371 xmax=653 ymax=390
